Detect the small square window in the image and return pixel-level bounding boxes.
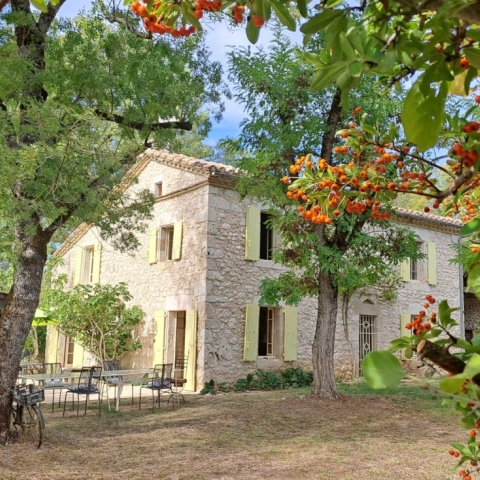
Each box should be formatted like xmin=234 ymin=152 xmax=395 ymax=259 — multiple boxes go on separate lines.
xmin=159 ymin=226 xmax=174 ymax=261
xmin=154 ymin=182 xmax=163 ymax=198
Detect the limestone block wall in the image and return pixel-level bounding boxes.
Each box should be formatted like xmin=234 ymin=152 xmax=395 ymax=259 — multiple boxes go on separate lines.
xmin=55 ymin=160 xmax=210 ymax=371
xmin=333 ymin=221 xmax=461 ymax=381
xmin=202 ymin=183 xmax=317 ymax=384
xmin=465 ymin=293 xmax=480 ymax=332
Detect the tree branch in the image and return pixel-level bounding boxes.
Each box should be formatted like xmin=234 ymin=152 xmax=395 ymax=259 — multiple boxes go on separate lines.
xmin=417 ymin=338 xmax=480 ymax=386
xmin=93 ymin=109 xmax=192 ymax=131
xmin=37 ymin=0 xmax=68 ymax=34
xmin=102 ymin=10 xmax=153 ymax=39
xmin=398 ymin=0 xmax=480 ymax=25
xmin=320 ymin=87 xmax=342 ymax=164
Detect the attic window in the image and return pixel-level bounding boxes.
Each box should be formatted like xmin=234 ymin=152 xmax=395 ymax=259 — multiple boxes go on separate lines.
xmin=154 ymin=182 xmax=163 ymax=198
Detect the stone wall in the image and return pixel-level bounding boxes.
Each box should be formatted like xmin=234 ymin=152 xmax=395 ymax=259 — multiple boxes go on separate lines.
xmin=55 ymin=159 xmax=210 ymax=372
xmin=333 ymin=221 xmax=461 ymax=381
xmin=54 ymin=154 xmax=464 ymax=389
xmin=202 ymin=183 xmax=317 ymax=385
xmin=465 ymin=293 xmax=480 ymax=333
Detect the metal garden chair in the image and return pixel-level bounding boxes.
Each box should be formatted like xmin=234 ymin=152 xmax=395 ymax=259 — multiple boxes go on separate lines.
xmin=42 ymin=362 xmax=70 ymax=412
xmin=139 ymin=363 xmax=173 ymax=411
xmin=63 ymin=366 xmax=103 ymax=417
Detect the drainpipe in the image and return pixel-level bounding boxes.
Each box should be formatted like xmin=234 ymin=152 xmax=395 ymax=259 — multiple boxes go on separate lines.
xmin=459 ymin=235 xmax=465 ymax=339
xmin=458 ymin=233 xmax=472 ymax=340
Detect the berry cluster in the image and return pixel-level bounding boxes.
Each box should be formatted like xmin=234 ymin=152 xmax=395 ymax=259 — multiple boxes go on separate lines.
xmin=405 ymin=295 xmax=436 ymax=335
xmin=131 ymin=0 xmax=197 ymax=37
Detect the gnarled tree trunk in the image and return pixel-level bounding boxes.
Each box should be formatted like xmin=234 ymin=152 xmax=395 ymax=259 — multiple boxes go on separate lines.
xmin=0 ymin=222 xmax=49 ymax=445
xmin=312 ymin=271 xmax=340 ymax=399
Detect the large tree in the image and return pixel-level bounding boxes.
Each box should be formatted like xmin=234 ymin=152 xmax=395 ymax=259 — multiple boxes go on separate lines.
xmin=0 ymin=1 xmax=226 ymax=444
xmin=227 ymin=31 xmax=420 ymax=397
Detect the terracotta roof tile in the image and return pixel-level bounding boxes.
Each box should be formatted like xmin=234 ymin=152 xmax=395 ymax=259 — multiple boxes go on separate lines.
xmin=144 ymin=148 xmax=240 ymax=175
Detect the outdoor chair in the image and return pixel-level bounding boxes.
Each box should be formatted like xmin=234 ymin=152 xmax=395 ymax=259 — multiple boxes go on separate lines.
xmin=42 ymin=362 xmax=70 ymax=412
xmin=169 ymin=356 xmax=188 ymax=406
xmin=139 ymin=363 xmax=173 ymax=412
xmin=63 ymin=366 xmax=102 ymax=417
xmin=101 ymin=360 xmax=121 ymax=412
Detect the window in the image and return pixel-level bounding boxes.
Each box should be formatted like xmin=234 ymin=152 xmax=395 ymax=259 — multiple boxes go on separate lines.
xmin=82 ymin=246 xmax=95 ymax=284
xmin=149 ymin=222 xmax=183 ymax=264
xmin=243 ymin=305 xmax=297 ymax=362
xmin=260 ymin=212 xmax=280 ymax=260
xmin=74 ymin=244 xmax=101 ymax=285
xmin=159 ymin=226 xmax=174 ymax=261
xmin=245 ymin=207 xmax=281 ymax=261
xmin=400 ymin=241 xmax=436 ymax=284
xmin=359 ymin=315 xmax=377 ymax=377
xmin=154 ymin=182 xmax=163 ymax=198
xmin=410 ymin=242 xmax=424 ymax=280
xmin=65 ymin=337 xmax=75 ymax=366
xmin=258 ymin=307 xmax=275 ymax=356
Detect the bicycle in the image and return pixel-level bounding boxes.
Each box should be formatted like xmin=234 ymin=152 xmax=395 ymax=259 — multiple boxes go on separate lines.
xmin=10 ymin=384 xmax=45 ymax=448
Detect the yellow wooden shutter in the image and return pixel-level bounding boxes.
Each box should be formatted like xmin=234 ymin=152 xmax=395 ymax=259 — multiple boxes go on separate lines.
xmin=243 ymin=304 xmax=259 ymax=361
xmin=72 ymin=342 xmax=84 ymax=368
xmin=153 ymin=310 xmax=166 ymax=366
xmin=400 ymin=314 xmax=411 ymax=337
xmin=284 ymin=306 xmax=298 ymax=361
xmin=172 ymin=221 xmax=183 ymax=260
xmin=74 ymin=246 xmax=83 ymax=286
xmin=148 ymin=227 xmax=158 ymax=264
xmin=400 ymin=259 xmax=411 ymax=282
xmin=184 ymin=310 xmax=197 ymax=391
xmin=427 ymin=241 xmax=437 ymax=285
xmin=92 ymin=243 xmax=102 ymax=284
xmin=45 ymin=326 xmax=59 ymax=364
xmin=245 ymin=206 xmax=260 ymax=261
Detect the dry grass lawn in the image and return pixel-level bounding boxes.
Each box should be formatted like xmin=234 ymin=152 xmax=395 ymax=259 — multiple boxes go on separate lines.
xmin=0 ymin=383 xmax=466 ymax=480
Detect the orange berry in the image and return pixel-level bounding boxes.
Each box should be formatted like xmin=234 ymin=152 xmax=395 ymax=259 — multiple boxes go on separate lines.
xmin=282 ymin=176 xmax=289 ymax=184
xmin=352 ymin=106 xmax=362 ymax=115
xmin=475 ymin=95 xmax=480 ymax=104
xmin=460 ymin=57 xmax=470 ymax=69
xmin=470 ymin=429 xmax=477 ymax=437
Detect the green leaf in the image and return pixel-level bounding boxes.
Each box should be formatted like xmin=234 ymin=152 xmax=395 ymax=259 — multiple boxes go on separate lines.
xmin=439 ymin=375 xmax=466 ymax=394
xmin=402 ymin=78 xmax=449 ymax=152
xmin=374 ymin=51 xmax=397 ymax=74
xmin=246 ymin=19 xmax=260 ymax=44
xmin=310 ymin=61 xmax=349 ymax=91
xmin=31 ymin=0 xmax=49 ymax=12
xmin=463 ymin=353 xmax=480 ymax=378
xmin=339 ymin=31 xmax=357 ymax=60
xmin=404 ymin=347 xmax=413 ymax=359
xmin=362 ymin=351 xmax=405 ymax=389
xmin=268 ymin=0 xmax=295 ymax=30
xmin=460 ymin=219 xmax=480 ymax=236
xmin=348 ymin=61 xmax=362 ymax=77
xmin=304 ymin=52 xmax=323 ymax=66
xmin=362 ymin=124 xmax=377 ymax=135
xmin=326 ymin=0 xmax=343 ymax=6
xmin=438 ymin=299 xmax=460 ymax=327
xmin=465 ymin=48 xmax=480 ymax=70
xmin=467 ymin=264 xmax=480 ymax=300
xmin=300 ymin=9 xmax=342 ymax=35
xmin=296 ymin=0 xmax=308 ymax=18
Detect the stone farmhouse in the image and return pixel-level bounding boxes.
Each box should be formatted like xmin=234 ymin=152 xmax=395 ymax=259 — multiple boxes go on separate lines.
xmin=45 ymin=149 xmax=476 ymax=391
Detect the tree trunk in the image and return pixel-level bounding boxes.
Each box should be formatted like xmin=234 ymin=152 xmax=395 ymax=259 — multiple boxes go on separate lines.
xmin=312 ymin=271 xmax=340 ymax=399
xmin=0 ymin=221 xmax=49 ymax=445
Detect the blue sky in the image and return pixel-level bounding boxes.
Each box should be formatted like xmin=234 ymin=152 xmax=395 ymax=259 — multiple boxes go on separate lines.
xmin=58 ymin=0 xmax=302 ymax=144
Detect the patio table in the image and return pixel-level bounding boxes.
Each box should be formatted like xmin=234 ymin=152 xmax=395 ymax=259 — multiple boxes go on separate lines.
xmin=101 ymin=369 xmax=153 ymax=411
xmin=18 ymin=368 xmax=153 ymax=412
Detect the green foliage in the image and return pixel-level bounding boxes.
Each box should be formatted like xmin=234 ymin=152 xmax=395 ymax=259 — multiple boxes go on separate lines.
xmin=233 ymin=367 xmax=313 ymax=392
xmin=43 ymin=281 xmax=144 ymax=362
xmin=200 ymin=379 xmax=216 ymax=395
xmin=218 ymin=382 xmax=230 ymax=393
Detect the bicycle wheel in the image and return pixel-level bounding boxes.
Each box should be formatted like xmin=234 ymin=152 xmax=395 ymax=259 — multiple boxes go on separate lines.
xmin=20 ymin=404 xmax=44 ymax=448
